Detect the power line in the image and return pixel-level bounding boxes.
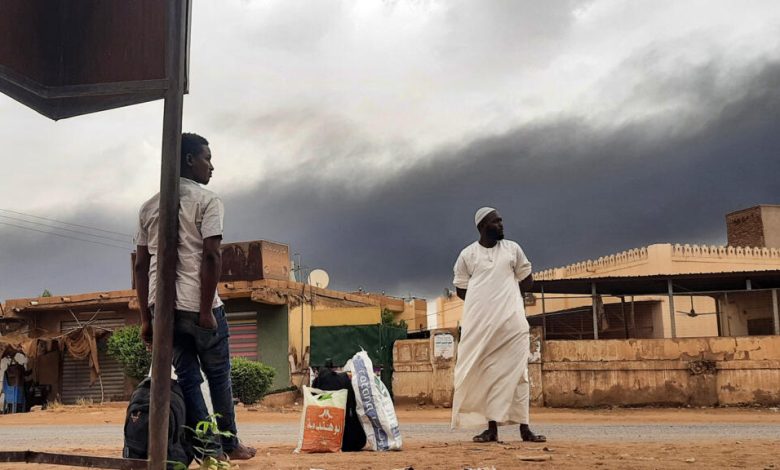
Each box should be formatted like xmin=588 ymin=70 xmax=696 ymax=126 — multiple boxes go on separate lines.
xmin=0 ymin=213 xmax=132 ymax=243
xmin=0 ymin=208 xmax=132 ymax=238
xmin=0 ymin=221 xmax=132 ymax=251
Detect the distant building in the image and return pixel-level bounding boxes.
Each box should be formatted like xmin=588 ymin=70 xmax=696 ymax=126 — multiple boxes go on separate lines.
xmin=432 ymin=206 xmax=780 ymax=339
xmin=1 ymin=239 xmax=426 ymax=404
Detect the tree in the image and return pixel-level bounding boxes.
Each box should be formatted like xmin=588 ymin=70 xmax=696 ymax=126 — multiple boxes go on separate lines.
xmin=381 ymin=308 xmax=408 ymax=330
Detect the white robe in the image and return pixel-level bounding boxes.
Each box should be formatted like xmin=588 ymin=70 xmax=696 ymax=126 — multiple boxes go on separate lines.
xmin=451 ymin=239 xmax=532 ymax=429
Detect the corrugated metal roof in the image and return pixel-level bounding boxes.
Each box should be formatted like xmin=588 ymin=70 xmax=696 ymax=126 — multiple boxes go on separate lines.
xmin=530 ymin=270 xmax=780 ymax=296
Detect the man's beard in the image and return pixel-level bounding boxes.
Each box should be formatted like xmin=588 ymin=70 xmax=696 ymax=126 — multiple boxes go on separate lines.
xmin=487 ymin=227 xmax=504 ymax=240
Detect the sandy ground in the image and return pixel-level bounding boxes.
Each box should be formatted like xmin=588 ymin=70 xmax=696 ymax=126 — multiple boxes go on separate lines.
xmin=3 ymin=402 xmax=780 ymax=426
xmin=1 ymin=403 xmax=779 ymax=469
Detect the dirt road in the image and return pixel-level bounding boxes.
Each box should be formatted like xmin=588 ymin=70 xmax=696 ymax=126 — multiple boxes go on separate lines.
xmin=0 ymin=404 xmax=778 ymax=469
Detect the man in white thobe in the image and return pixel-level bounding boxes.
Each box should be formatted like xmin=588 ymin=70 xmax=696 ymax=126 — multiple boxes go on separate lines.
xmin=451 ymin=207 xmax=546 ymax=443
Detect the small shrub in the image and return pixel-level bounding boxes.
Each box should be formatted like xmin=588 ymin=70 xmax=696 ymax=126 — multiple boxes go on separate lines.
xmin=106 ymin=325 xmax=151 ymax=382
xmin=75 ymin=397 xmax=94 ymax=407
xmin=181 ymin=414 xmax=238 ymax=470
xmin=47 ymin=399 xmax=64 ymax=410
xmin=230 ymin=357 xmax=275 ymax=405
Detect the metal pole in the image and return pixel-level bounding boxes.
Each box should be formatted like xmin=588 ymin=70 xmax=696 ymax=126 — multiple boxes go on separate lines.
xmin=301 ymin=281 xmax=306 ymax=372
xmin=630 ymin=295 xmax=637 ymax=337
xmin=148 ymin=1 xmax=188 ymax=468
xmin=667 ymin=279 xmax=677 ymax=339
xmin=772 ymin=289 xmax=780 ymax=336
xmin=540 ymin=285 xmax=547 ymax=340
xmin=715 ymin=295 xmax=722 ymax=337
xmin=591 ymin=282 xmax=599 ymax=340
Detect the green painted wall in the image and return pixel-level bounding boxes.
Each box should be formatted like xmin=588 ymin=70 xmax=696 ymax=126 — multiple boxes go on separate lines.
xmin=224 ymin=299 xmax=290 ymax=390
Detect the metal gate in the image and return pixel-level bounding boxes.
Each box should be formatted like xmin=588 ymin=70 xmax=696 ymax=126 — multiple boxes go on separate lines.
xmin=226 ymin=311 xmax=258 ymax=360
xmin=60 ymin=318 xmax=126 ymax=404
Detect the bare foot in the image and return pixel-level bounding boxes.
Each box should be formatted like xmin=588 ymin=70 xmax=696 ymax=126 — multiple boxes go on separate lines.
xmin=227 ymin=442 xmax=257 ymax=460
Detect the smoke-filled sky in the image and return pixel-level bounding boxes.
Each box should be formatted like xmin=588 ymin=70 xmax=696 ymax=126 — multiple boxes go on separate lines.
xmin=1 ymin=1 xmax=779 ymax=302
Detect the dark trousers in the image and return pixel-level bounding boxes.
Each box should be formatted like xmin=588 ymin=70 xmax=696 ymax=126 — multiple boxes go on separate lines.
xmin=171 ymin=306 xmax=238 ymax=452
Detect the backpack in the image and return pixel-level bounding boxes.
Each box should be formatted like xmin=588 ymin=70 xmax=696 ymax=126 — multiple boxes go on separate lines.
xmin=122 ymin=377 xmax=193 ymax=469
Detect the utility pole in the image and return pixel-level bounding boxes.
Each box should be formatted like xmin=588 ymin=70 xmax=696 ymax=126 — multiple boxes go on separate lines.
xmin=148 ymin=1 xmax=188 ymax=468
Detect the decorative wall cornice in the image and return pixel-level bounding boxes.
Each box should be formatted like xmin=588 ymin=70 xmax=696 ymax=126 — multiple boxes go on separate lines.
xmin=534 ymin=243 xmax=780 ymax=280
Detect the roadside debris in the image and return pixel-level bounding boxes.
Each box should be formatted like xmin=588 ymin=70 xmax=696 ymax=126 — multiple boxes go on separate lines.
xmin=517 ymin=454 xmax=553 ymax=462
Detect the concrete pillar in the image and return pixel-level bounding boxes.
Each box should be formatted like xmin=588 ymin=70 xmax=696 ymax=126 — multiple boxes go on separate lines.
xmin=772 ymin=289 xmax=780 ymax=336
xmin=541 ymin=285 xmax=547 ymax=340
xmin=591 ymin=282 xmax=599 ymax=340
xmin=667 ymin=279 xmax=677 ymax=338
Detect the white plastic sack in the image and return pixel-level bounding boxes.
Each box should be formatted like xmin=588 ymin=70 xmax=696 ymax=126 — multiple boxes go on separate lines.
xmin=345 ymin=350 xmax=402 ymax=451
xmin=294 ymin=386 xmax=348 ymax=453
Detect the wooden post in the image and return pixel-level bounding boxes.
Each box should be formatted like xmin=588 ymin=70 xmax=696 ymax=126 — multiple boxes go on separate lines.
xmin=148 ymin=1 xmax=188 ymax=468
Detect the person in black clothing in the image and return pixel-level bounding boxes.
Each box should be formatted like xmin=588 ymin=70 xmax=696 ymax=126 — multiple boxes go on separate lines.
xmin=312 ymin=359 xmax=366 ymax=452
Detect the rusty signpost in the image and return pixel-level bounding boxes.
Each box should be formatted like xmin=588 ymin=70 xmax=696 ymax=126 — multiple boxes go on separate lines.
xmin=0 ymin=1 xmax=191 ymax=468
xmin=148 ymin=0 xmax=188 ymax=468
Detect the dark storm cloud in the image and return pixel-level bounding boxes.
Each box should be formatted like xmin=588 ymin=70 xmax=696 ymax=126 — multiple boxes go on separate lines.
xmin=221 ymin=60 xmax=780 ymax=298
xmin=0 ymin=221 xmax=135 ymax=301
xmin=1 ymin=59 xmax=777 ymax=303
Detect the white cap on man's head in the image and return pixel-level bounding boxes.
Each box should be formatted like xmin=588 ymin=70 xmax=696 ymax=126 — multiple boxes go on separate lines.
xmin=474 ymin=207 xmax=496 ymax=227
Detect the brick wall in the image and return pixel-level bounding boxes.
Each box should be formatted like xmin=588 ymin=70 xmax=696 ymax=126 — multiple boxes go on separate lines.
xmin=726 ymin=207 xmax=764 ymax=247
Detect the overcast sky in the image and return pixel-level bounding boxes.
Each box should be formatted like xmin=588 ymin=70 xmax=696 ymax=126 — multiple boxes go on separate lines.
xmin=1 ymin=0 xmax=779 ymax=302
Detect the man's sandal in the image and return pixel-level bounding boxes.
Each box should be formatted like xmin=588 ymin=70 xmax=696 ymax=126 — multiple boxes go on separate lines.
xmin=472 ymin=429 xmax=498 ymax=443
xmin=521 ymin=430 xmax=547 ymax=443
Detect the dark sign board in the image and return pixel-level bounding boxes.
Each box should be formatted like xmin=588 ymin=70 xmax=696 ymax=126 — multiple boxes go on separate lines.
xmin=0 ymin=0 xmax=189 ymax=120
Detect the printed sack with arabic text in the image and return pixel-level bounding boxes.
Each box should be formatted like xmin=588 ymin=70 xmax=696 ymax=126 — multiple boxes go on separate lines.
xmin=294 ymin=386 xmax=348 ymax=453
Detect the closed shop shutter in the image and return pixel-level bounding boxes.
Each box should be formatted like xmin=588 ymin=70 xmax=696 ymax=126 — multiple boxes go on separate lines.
xmin=227 ymin=311 xmax=258 ymax=360
xmin=60 ymin=318 xmax=127 ymax=404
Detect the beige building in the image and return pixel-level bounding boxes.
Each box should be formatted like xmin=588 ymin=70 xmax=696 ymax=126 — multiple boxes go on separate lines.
xmin=401 ymin=207 xmax=780 ymax=408
xmin=433 ymin=206 xmax=780 ymax=339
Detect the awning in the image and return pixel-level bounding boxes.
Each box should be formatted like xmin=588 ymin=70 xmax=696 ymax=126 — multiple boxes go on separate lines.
xmin=529 ymin=270 xmax=780 ymax=296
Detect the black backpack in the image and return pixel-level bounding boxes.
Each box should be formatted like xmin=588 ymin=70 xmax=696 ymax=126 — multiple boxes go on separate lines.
xmin=123 ymin=377 xmax=193 ymax=469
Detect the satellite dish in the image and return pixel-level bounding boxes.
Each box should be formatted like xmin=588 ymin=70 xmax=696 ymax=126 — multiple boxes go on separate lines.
xmin=308 ymin=269 xmax=330 ymax=289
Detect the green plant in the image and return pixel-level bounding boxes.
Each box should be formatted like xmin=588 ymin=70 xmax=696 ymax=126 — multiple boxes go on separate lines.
xmin=230 ymin=357 xmax=275 ymax=405
xmin=381 ymin=308 xmax=408 ymax=330
xmin=75 ymin=397 xmax=94 ymax=407
xmin=177 ymin=414 xmax=237 ymax=470
xmin=106 ymin=325 xmax=151 ymax=382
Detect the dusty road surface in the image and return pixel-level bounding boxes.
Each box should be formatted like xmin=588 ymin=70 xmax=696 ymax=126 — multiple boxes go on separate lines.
xmin=1 ymin=403 xmax=779 ymax=469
